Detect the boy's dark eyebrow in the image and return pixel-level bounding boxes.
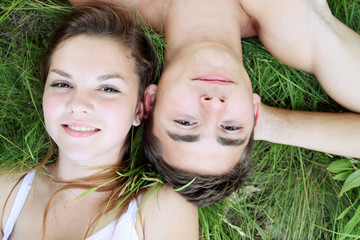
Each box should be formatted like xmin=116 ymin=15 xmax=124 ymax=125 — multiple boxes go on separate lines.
xmin=217 ymin=136 xmax=246 ymax=147
xmin=167 ymin=131 xmax=200 ymax=142
xmin=166 ymin=130 xmax=246 ymax=147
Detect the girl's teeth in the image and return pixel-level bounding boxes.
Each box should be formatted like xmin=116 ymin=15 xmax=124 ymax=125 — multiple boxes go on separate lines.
xmin=68 ymin=125 xmax=96 ymax=132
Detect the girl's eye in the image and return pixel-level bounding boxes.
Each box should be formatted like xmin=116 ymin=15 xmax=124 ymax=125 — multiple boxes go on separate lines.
xmin=175 ymin=120 xmax=197 ymax=126
xmin=99 ymin=87 xmax=120 ymax=93
xmin=50 ymin=82 xmax=72 ymax=88
xmin=221 ymin=124 xmax=241 ymax=131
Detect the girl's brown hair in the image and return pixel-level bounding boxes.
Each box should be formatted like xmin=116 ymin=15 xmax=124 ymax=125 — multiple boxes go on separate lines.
xmin=4 ymin=3 xmax=157 ymax=239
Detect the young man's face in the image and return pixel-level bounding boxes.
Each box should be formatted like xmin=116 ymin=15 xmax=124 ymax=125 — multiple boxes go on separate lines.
xmin=146 ymin=45 xmax=260 ymax=175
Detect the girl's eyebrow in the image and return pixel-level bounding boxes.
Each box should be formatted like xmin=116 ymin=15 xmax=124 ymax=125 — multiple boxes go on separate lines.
xmin=50 ymin=70 xmax=124 ymax=81
xmin=50 ymin=69 xmax=72 ymax=79
xmin=97 ymin=74 xmax=124 ymax=81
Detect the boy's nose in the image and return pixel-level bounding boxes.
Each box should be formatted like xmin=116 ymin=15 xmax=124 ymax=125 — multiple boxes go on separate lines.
xmin=200 ymin=95 xmax=226 ymax=112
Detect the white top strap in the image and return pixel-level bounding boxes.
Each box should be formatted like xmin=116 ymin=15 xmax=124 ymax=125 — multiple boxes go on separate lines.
xmin=2 ymin=171 xmax=35 ymax=240
xmin=86 ymin=198 xmax=140 ymax=240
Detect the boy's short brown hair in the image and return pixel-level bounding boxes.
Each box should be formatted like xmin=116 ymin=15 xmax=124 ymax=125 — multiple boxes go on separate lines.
xmin=143 ymin=102 xmax=254 ymax=207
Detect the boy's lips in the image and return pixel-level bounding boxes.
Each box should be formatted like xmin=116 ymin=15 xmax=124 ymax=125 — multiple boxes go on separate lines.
xmin=192 ymin=74 xmax=234 ymax=85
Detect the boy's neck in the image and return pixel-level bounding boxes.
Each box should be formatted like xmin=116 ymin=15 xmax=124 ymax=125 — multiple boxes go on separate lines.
xmin=162 ymin=0 xmax=244 ymax=64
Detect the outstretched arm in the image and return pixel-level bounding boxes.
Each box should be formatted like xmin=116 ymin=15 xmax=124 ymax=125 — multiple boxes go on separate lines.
xmin=255 ymin=103 xmax=360 ymax=158
xmin=240 ymin=0 xmax=360 ymax=112
xmin=240 ymin=0 xmax=360 ymax=157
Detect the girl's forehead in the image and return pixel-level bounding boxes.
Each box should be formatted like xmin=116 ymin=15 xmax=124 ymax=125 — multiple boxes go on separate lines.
xmin=55 ymin=35 xmax=131 ymax=55
xmin=47 ymin=36 xmax=139 ymax=89
xmin=51 ymin=35 xmax=135 ymax=69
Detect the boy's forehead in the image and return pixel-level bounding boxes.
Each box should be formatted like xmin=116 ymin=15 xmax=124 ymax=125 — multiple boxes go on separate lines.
xmin=161 ymin=139 xmax=244 ymax=175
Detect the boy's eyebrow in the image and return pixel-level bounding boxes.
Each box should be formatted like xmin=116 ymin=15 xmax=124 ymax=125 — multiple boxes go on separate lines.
xmin=167 ymin=131 xmax=200 ymax=142
xmin=217 ymin=136 xmax=246 ymax=147
xmin=166 ymin=130 xmax=246 ymax=147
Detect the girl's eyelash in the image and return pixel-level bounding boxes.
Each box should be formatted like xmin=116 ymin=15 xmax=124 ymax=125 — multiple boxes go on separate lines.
xmin=49 ymin=82 xmax=120 ymax=93
xmin=50 ymin=82 xmax=72 ymax=88
xmin=99 ymin=86 xmax=120 ymax=93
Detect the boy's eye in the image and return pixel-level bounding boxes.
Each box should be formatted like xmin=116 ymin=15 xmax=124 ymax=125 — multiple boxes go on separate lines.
xmin=50 ymin=82 xmax=72 ymax=88
xmin=221 ymin=124 xmax=241 ymax=131
xmin=175 ymin=120 xmax=197 ymax=126
xmin=99 ymin=86 xmax=120 ymax=93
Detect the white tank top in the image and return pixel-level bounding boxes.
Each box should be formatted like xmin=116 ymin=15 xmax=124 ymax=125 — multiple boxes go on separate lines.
xmin=2 ymin=171 xmax=140 ymax=240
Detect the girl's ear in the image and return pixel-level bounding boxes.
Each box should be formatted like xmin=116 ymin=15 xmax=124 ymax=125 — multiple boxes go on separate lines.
xmin=143 ymin=84 xmax=157 ymax=119
xmin=252 ymin=93 xmax=261 ymax=125
xmin=133 ymin=102 xmax=144 ymax=127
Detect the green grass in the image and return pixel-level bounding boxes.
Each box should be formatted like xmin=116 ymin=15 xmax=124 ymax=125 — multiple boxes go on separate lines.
xmin=1 ymin=0 xmax=360 ymax=239
xmin=0 ymin=0 xmax=70 ymax=169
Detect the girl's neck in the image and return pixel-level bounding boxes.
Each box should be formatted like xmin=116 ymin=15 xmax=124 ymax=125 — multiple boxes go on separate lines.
xmin=53 ymin=151 xmax=122 ymax=182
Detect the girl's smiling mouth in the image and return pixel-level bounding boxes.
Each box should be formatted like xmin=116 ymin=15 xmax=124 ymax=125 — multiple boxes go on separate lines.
xmin=62 ymin=124 xmax=101 ymax=138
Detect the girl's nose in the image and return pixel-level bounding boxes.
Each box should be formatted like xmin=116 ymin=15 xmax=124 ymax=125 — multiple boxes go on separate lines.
xmin=66 ymin=91 xmax=94 ymax=114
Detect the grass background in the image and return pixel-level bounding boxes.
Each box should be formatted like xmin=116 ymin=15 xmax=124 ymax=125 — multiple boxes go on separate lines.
xmin=1 ymin=0 xmax=359 ymax=239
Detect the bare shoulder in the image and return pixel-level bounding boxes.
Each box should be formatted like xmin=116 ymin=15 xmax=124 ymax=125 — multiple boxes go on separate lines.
xmin=0 ymin=169 xmax=26 ymax=230
xmin=141 ymin=184 xmax=197 ymax=216
xmin=140 ymin=184 xmax=199 ymax=240
xmin=131 ymin=0 xmax=166 ymax=31
xmin=0 ymin=169 xmax=25 ymax=197
xmin=145 ymin=183 xmax=188 ymax=203
xmin=69 ymin=0 xmax=165 ymax=31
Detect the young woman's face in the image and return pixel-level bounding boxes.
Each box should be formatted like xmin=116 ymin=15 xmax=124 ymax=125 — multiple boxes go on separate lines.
xmin=43 ymin=35 xmax=142 ymax=163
